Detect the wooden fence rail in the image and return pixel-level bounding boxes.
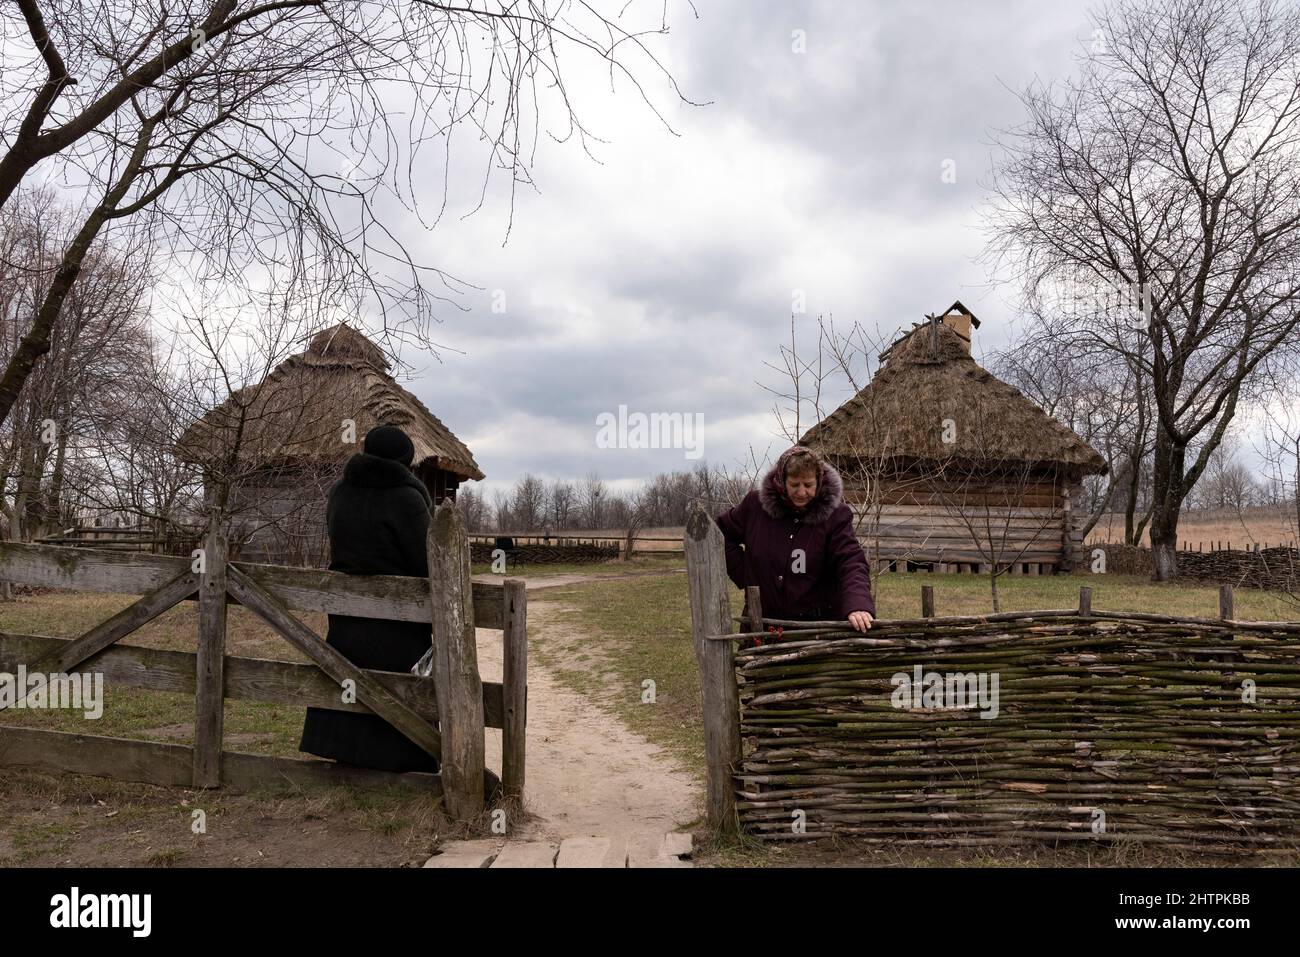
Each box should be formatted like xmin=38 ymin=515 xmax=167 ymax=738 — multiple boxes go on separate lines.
xmin=0 ymin=502 xmax=524 ymax=820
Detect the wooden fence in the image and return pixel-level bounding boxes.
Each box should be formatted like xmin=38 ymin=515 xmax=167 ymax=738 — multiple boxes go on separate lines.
xmin=1094 ymin=543 xmax=1300 ymax=591
xmin=684 ymin=502 xmax=1300 ymax=848
xmin=469 ymin=533 xmax=685 ymax=558
xmin=0 ymin=503 xmax=525 ymax=821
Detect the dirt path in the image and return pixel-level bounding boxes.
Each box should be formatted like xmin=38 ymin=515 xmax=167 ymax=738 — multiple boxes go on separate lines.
xmin=477 ymin=600 xmax=701 ymax=850
xmin=473 ymin=568 xmax=683 ymax=591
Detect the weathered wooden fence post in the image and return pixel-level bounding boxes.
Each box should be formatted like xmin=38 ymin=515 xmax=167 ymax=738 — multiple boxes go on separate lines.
xmin=684 ymin=501 xmax=740 ymax=835
xmin=1219 ymin=584 xmax=1234 ymax=621
xmin=193 ymin=516 xmax=228 ymax=788
xmin=429 ymin=502 xmax=485 ymax=821
xmin=501 ymin=577 xmax=527 ymax=799
xmin=921 ymin=584 xmax=935 ymax=618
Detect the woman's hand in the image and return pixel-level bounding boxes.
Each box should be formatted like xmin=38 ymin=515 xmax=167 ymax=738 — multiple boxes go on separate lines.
xmin=847 ymin=610 xmax=874 ymax=632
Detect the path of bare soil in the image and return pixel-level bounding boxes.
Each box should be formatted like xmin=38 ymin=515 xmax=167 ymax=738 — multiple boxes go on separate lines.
xmin=478 ymin=598 xmax=702 ymax=857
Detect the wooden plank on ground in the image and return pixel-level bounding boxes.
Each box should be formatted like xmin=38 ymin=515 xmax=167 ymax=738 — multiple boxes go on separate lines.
xmin=489 ymin=842 xmax=558 ymax=868
xmin=423 ymin=840 xmax=502 ymax=868
xmin=556 ymin=836 xmax=628 ymax=868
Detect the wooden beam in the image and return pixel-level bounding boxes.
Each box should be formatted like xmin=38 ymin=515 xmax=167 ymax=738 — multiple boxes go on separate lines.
xmin=0 ymin=541 xmax=504 ymax=628
xmin=0 ymin=632 xmax=506 ymax=727
xmin=501 ymin=578 xmax=527 ymax=799
xmin=0 ymin=725 xmax=441 ymax=795
xmin=684 ymin=501 xmax=740 ymax=835
xmin=225 ymin=566 xmax=442 ymax=760
xmin=194 ymin=522 xmax=228 ymax=788
xmin=22 ymin=568 xmax=198 ymax=678
xmin=428 ymin=502 xmax=486 ymax=821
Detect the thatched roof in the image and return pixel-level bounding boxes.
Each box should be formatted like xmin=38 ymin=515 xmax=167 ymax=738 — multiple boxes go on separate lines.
xmin=178 ymin=323 xmax=484 ymax=481
xmin=800 ymin=318 xmax=1107 ymax=476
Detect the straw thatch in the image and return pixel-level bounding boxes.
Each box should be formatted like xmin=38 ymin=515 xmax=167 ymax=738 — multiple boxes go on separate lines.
xmin=178 ymin=323 xmax=484 ymax=481
xmin=800 ymin=318 xmax=1107 ymax=477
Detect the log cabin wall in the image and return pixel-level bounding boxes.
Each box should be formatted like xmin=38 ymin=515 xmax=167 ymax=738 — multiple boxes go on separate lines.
xmin=841 ymin=467 xmax=1074 ymax=573
xmin=222 ymin=466 xmax=336 ymax=567
xmin=217 ymin=460 xmax=458 ymax=567
xmin=416 ymin=462 xmax=460 ymax=505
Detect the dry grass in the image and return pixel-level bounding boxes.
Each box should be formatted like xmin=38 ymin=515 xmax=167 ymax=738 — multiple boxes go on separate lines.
xmin=1088 ymin=506 xmax=1299 ymax=550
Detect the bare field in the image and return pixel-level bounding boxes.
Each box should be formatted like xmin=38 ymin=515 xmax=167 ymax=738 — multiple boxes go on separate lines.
xmin=1088 ymin=507 xmax=1299 ymax=550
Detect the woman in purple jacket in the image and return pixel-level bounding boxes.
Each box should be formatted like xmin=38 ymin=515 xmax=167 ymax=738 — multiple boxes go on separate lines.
xmin=716 ymin=445 xmax=876 ymax=632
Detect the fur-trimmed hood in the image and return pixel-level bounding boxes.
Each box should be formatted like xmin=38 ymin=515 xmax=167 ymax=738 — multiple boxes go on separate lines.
xmin=342 ymin=452 xmax=432 ymax=509
xmin=757 ymin=445 xmax=843 ymax=524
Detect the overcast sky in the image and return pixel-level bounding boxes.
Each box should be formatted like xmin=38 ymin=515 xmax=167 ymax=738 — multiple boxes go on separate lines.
xmin=385 ymin=0 xmax=1102 ymax=499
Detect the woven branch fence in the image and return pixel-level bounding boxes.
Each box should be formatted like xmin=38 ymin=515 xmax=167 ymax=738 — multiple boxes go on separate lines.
xmin=469 ymin=542 xmax=618 ymax=565
xmin=731 ymin=607 xmax=1300 ymax=848
xmin=1096 ymin=543 xmax=1300 ymax=591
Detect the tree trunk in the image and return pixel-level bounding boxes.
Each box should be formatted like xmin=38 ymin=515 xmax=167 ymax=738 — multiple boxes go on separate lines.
xmin=1149 ymin=431 xmax=1187 ymax=582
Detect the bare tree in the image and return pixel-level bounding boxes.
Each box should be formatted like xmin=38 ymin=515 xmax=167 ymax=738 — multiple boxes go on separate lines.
xmin=509 ymin=473 xmax=546 ymax=532
xmin=580 ymin=470 xmax=607 ymax=530
xmin=454 ymin=485 xmax=489 ymax=533
xmin=0 ymin=0 xmax=691 ymax=429
xmin=0 ymin=187 xmax=158 ymax=542
xmin=990 ymin=314 xmax=1155 ymax=545
xmin=1190 ymin=436 xmax=1263 ymax=510
xmin=985 ymin=0 xmax=1300 ymax=580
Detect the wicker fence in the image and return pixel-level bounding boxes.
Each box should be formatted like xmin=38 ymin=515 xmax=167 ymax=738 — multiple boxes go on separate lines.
xmin=1096 ymin=543 xmax=1300 ymax=591
xmin=734 ymin=606 xmax=1299 ymax=848
xmin=684 ymin=503 xmax=1300 ymax=850
xmin=469 ymin=541 xmax=619 ymax=566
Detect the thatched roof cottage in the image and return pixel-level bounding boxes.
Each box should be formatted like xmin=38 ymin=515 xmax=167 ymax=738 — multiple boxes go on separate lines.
xmin=179 ymin=323 xmax=483 ymax=564
xmin=800 ymin=301 xmax=1107 ymax=574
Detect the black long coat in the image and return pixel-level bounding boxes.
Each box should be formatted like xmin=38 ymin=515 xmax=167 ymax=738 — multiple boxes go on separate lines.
xmin=298 ymin=452 xmax=440 ymax=772
xmin=715 ymin=450 xmax=875 ymax=623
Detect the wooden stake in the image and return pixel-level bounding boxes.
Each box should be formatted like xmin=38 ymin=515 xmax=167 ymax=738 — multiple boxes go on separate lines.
xmin=1219 ymin=584 xmax=1234 ymax=621
xmin=428 ymin=502 xmax=486 ymax=821
xmin=921 ymin=585 xmax=934 ymax=619
xmin=501 ymin=577 xmax=527 ymax=799
xmin=193 ymin=519 xmax=228 ymax=788
xmin=684 ymin=501 xmax=740 ymax=835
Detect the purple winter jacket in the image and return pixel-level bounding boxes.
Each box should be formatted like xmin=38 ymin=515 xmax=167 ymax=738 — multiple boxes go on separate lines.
xmin=715 ymin=449 xmax=876 ymax=622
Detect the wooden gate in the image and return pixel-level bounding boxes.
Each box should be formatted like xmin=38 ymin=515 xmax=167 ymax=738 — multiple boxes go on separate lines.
xmin=0 ymin=503 xmax=524 ymax=822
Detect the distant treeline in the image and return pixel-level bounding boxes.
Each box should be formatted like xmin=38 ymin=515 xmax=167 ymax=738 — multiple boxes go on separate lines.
xmin=454 ymin=462 xmax=752 ymax=534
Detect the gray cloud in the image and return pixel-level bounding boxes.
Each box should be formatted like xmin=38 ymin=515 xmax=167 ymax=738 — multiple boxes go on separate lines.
xmin=383 ymin=0 xmax=1098 ymax=499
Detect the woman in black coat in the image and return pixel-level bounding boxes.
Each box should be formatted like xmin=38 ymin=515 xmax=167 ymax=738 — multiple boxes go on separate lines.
xmin=715 ymin=445 xmax=875 ymax=635
xmin=298 ymin=425 xmax=441 ymax=773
